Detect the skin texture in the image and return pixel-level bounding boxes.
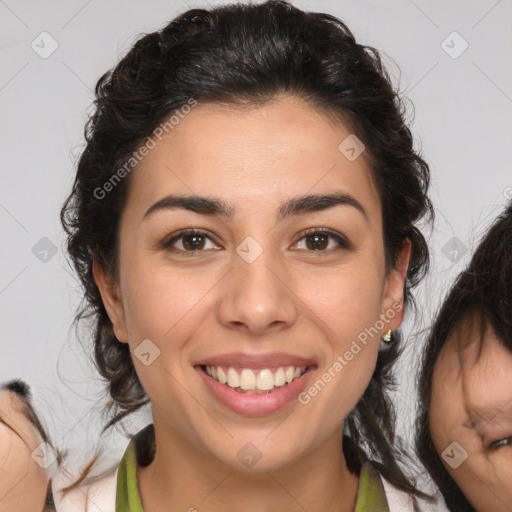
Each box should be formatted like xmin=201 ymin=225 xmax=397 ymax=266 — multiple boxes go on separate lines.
xmin=0 ymin=391 xmax=49 ymax=512
xmin=93 ymin=94 xmax=410 ymax=512
xmin=429 ymin=318 xmax=512 ymax=512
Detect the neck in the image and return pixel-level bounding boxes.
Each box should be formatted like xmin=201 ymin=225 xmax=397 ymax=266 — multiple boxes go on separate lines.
xmin=137 ymin=421 xmax=360 ymax=512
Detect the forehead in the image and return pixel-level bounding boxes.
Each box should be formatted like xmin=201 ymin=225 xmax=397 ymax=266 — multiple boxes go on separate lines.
xmin=0 ymin=391 xmax=35 ymax=447
xmin=434 ymin=320 xmax=512 ymax=426
xmin=124 ymin=94 xmax=381 ymax=222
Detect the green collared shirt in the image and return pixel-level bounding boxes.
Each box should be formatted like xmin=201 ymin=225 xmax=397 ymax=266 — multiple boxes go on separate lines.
xmin=116 ymin=431 xmax=390 ymax=512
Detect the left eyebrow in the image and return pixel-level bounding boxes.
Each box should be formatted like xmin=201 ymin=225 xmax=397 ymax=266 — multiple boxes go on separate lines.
xmin=142 ymin=191 xmax=368 ymax=223
xmin=278 ymin=192 xmax=368 ymax=222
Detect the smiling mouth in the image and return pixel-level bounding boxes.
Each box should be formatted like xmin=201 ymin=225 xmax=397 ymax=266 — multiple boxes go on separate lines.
xmin=198 ymin=364 xmax=314 ymax=394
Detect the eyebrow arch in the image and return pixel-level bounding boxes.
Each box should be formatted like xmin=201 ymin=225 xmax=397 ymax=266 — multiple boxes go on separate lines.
xmin=142 ymin=191 xmax=368 ymax=223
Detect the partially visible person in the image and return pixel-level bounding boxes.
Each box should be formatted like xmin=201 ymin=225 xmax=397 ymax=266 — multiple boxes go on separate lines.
xmin=416 ymin=202 xmax=512 ymax=512
xmin=0 ymin=378 xmax=61 ymax=512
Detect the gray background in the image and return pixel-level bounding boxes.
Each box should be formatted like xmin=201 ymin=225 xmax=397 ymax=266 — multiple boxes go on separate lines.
xmin=1 ymin=0 xmax=511 ymax=495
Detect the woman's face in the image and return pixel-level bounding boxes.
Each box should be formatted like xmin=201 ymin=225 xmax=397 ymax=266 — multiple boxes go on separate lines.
xmin=94 ymin=94 xmax=409 ymax=472
xmin=429 ymin=318 xmax=512 ymax=511
xmin=0 ymin=391 xmax=49 ymax=511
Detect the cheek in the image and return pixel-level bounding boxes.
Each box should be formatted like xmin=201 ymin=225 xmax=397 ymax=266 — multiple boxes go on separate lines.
xmin=296 ymin=266 xmax=385 ymax=414
xmin=428 ymin=385 xmax=449 ymax=445
xmin=490 ymin=457 xmax=512 ymax=499
xmin=122 ymin=263 xmax=211 ymax=342
xmin=428 ymin=353 xmax=464 ymax=446
xmin=120 ymin=262 xmax=228 ymax=405
xmin=428 ymin=386 xmax=470 ymax=469
xmin=120 ymin=269 xmax=203 ymax=408
xmin=303 ymin=263 xmax=385 ymax=341
xmin=449 ymin=458 xmax=512 ymax=512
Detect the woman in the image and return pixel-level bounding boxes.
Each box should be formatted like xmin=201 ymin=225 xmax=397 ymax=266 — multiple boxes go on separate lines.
xmin=416 ymin=202 xmax=512 ymax=512
xmin=55 ymin=1 xmax=434 ymax=510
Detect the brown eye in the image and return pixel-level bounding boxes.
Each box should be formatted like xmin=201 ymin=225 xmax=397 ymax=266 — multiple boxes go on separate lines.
xmin=161 ymin=229 xmax=220 ymax=253
xmin=305 ymin=233 xmax=329 ymax=251
xmin=294 ymin=228 xmax=350 ymax=252
xmin=160 ymin=227 xmax=350 ymax=254
xmin=181 ymin=233 xmax=207 ymax=250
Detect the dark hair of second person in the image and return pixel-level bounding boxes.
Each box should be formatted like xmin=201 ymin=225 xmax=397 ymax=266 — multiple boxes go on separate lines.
xmin=416 ymin=202 xmax=512 ymax=511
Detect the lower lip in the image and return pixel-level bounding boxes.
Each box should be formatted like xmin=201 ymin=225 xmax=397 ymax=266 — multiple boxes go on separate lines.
xmin=195 ymin=365 xmax=316 ymax=416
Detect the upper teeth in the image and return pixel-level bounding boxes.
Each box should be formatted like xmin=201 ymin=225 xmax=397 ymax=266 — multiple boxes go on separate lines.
xmin=205 ymin=365 xmax=307 ymax=391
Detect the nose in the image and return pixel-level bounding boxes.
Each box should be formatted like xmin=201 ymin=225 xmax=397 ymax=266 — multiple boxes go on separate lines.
xmin=217 ymin=252 xmax=298 ymax=337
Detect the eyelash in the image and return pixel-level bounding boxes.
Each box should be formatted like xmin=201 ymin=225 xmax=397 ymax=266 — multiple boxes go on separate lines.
xmin=159 ymin=227 xmax=350 ymax=255
xmin=489 ymin=437 xmax=512 ymax=450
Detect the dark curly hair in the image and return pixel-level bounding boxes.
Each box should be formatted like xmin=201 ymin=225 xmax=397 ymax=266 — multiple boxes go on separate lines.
xmin=59 ymin=0 xmax=433 ymax=499
xmin=416 ymin=202 xmax=512 ymax=511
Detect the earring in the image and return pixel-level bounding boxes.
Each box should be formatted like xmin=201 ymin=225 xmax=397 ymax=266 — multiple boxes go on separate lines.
xmin=381 ymin=329 xmax=392 ymax=343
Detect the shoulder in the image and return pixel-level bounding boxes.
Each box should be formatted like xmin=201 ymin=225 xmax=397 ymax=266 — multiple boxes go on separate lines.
xmin=51 ymin=465 xmax=118 ymax=512
xmin=380 ymin=475 xmax=450 ymax=512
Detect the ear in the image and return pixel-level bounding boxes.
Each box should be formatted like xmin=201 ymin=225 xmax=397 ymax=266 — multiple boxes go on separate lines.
xmin=381 ymin=239 xmax=412 ymax=332
xmin=92 ymin=260 xmax=128 ymax=343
